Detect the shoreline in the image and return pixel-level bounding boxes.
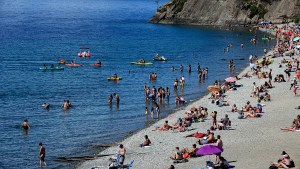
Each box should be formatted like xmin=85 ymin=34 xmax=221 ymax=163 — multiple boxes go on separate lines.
xmin=78 ymin=26 xmax=300 ymax=169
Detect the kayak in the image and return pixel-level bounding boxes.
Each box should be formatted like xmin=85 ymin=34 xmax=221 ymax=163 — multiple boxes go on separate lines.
xmin=153 ymin=56 xmax=167 ymax=61
xmin=261 ymin=37 xmax=275 ymax=40
xmin=40 ymin=67 xmax=64 ymax=71
xmin=130 ymin=62 xmax=153 ymax=65
xmin=65 ymin=63 xmax=83 ymax=67
xmin=89 ymin=64 xmax=101 ymax=67
xmin=107 ymin=77 xmax=123 ymax=81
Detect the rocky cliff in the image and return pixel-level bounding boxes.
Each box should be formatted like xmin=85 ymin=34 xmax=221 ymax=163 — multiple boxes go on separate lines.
xmin=149 ymin=0 xmax=300 ymax=26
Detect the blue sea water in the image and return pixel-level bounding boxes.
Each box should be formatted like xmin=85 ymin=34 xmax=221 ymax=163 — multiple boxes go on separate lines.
xmin=0 ymin=0 xmax=275 ymax=168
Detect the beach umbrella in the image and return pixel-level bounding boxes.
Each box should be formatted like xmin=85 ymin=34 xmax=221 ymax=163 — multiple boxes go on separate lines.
xmin=207 ymin=85 xmax=220 ymax=92
xmin=225 ymin=77 xmax=237 ymax=83
xmin=196 ymin=145 xmax=223 ymax=156
xmin=293 ymin=37 xmax=300 ymax=41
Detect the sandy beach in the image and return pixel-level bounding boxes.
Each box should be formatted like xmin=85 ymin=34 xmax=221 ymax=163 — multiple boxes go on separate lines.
xmin=78 ymin=28 xmax=300 ymax=169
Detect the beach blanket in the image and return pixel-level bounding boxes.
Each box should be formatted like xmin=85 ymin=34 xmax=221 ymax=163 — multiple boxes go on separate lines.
xmin=195 ymin=133 xmax=205 ymax=138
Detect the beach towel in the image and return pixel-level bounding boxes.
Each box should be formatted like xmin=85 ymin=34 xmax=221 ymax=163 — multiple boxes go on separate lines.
xmin=195 ymin=133 xmax=205 ymax=138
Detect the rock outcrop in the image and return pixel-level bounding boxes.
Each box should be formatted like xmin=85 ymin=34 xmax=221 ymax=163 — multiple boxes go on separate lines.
xmin=149 ymin=0 xmax=300 ymax=26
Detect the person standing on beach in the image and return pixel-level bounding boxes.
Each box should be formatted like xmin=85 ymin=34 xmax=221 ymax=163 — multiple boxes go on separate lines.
xmin=39 ymin=143 xmax=46 ymax=169
xmin=211 ymin=111 xmax=217 ymax=129
xmin=118 ymin=144 xmax=126 ymax=168
xmin=215 ymin=135 xmax=223 ymax=164
xmin=269 ymin=69 xmax=273 ymax=81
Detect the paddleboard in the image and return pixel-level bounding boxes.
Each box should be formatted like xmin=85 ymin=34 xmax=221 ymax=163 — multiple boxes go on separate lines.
xmin=65 ymin=64 xmax=83 ymax=67
xmin=130 ymin=62 xmax=153 ymax=65
xmin=107 ymin=77 xmax=123 ymax=81
xmin=89 ymin=64 xmax=101 ymax=67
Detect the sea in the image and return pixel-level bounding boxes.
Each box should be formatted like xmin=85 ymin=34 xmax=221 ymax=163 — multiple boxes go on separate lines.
xmin=0 ymin=0 xmax=275 ymax=168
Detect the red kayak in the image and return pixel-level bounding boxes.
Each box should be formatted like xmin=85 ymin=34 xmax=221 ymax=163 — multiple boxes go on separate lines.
xmin=65 ymin=63 xmax=83 ymax=67
xmin=89 ymin=64 xmax=101 ymax=67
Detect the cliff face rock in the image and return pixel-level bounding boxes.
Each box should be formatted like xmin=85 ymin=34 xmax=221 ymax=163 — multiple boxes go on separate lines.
xmin=149 ymin=0 xmax=300 ymax=26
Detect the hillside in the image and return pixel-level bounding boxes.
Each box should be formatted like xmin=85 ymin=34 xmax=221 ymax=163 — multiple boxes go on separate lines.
xmin=149 ymin=0 xmax=300 ymax=26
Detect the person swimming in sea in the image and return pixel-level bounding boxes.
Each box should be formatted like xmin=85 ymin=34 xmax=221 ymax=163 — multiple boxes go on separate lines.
xmin=42 ymin=103 xmax=50 ymax=109
xmin=22 ymin=119 xmax=30 ymax=130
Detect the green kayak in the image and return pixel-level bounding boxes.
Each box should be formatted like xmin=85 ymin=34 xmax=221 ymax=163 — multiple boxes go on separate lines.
xmin=262 ymin=37 xmax=274 ymax=40
xmin=40 ymin=67 xmax=64 ymax=71
xmin=107 ymin=77 xmax=123 ymax=81
xmin=130 ymin=62 xmax=153 ymax=65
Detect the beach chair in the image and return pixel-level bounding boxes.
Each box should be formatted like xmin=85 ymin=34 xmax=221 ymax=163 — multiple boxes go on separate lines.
xmin=125 ymin=160 xmax=134 ymax=169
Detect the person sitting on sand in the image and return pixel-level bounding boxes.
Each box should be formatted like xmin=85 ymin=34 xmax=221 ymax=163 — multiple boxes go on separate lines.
xmin=231 ymin=104 xmax=238 ymax=112
xmin=244 ymin=107 xmax=257 ymax=118
xmin=181 ymin=144 xmax=198 ymax=157
xmin=198 ymin=130 xmax=215 ymax=145
xmin=170 ymin=147 xmax=183 ymax=160
xmin=140 ymin=135 xmax=151 ymax=147
xmin=263 ymin=92 xmax=271 ymax=101
xmin=172 ymin=119 xmax=185 ymax=132
xmin=217 ymin=114 xmax=230 ymax=130
xmin=22 ymin=119 xmax=30 ymax=130
xmin=281 ymin=119 xmax=299 ymax=132
xmin=242 ymin=101 xmax=252 ymax=112
xmin=271 ymin=153 xmax=295 ymax=168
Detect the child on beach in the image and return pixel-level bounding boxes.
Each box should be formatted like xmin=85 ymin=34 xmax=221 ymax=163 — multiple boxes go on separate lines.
xmin=140 ymin=135 xmax=151 ymax=147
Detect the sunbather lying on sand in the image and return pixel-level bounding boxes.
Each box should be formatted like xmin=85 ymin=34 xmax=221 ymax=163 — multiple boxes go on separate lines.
xmin=281 ymin=119 xmax=299 ymax=132
xmin=271 ymin=152 xmax=295 ymax=168
xmin=170 ymin=147 xmax=183 ymax=160
xmin=184 ymin=131 xmax=204 ymax=138
xmin=181 ymin=144 xmax=199 ymax=157
xmin=152 ymin=120 xmax=173 ymax=131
